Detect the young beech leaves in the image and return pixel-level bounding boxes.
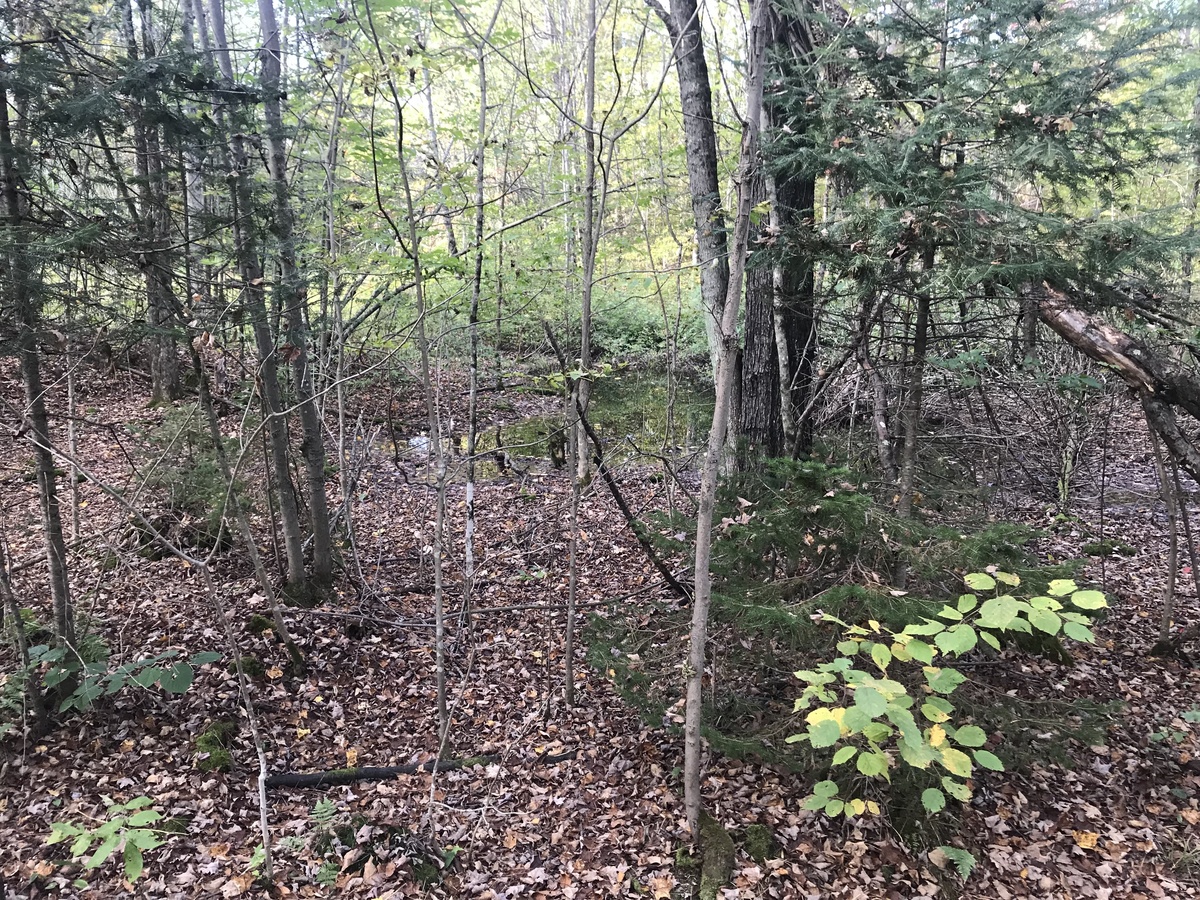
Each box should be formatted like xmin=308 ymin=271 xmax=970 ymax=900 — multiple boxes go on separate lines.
xmin=792 ymin=570 xmax=1108 ymax=819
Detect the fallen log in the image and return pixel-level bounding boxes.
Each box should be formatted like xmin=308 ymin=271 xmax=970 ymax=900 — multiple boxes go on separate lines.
xmin=1037 ymin=284 xmax=1200 ymax=487
xmin=264 ymin=749 xmax=577 ymax=789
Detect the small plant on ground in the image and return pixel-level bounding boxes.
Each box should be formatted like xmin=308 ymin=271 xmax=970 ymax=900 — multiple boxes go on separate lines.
xmin=789 ymin=571 xmax=1107 ymax=819
xmin=45 ymin=796 xmax=168 ymax=885
xmin=194 ymin=720 xmax=238 ymax=772
xmin=289 ymin=797 xmax=458 ymax=889
xmin=30 ymin=645 xmax=221 ymax=714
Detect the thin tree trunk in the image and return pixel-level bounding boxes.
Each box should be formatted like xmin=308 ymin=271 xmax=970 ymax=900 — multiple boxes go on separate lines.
xmin=360 ymin=0 xmax=449 ymax=737
xmin=1150 ymin=429 xmax=1179 ymax=644
xmin=257 ymin=0 xmax=334 ymax=585
xmin=683 ymin=0 xmax=766 ymax=838
xmin=453 ymin=0 xmax=504 ymax=624
xmin=1 ymin=82 xmax=74 ymax=650
xmin=205 ymin=0 xmax=308 ymax=591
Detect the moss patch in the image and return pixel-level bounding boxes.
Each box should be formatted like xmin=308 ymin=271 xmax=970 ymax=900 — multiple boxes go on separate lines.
xmin=230 ymin=655 xmax=266 ymax=678
xmin=194 ymin=719 xmax=237 ymax=772
xmin=281 ymin=582 xmax=324 ymax=609
xmin=699 ymin=811 xmax=736 ymax=900
xmin=245 ymin=614 xmax=275 ymax=634
xmin=742 ymin=824 xmax=779 ymax=863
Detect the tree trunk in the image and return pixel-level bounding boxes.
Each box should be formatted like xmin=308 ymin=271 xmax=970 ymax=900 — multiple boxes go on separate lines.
xmin=650 ymin=0 xmax=730 ymax=375
xmin=257 ymin=0 xmax=333 ymax=585
xmin=0 ymin=83 xmax=74 ymax=650
xmin=684 ymin=0 xmax=766 ymax=838
xmin=121 ymin=0 xmax=181 ymax=403
xmin=738 ymin=173 xmax=783 ymax=459
xmin=205 ymin=0 xmax=308 ymax=591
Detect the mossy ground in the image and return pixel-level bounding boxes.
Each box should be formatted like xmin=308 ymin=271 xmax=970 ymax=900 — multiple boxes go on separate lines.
xmin=194 ymin=719 xmax=237 ymax=772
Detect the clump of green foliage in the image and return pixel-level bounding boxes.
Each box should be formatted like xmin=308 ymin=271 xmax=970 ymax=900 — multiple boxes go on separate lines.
xmin=46 ymin=796 xmax=168 ymax=885
xmin=790 ymin=572 xmax=1107 ymax=818
xmin=194 ymin=720 xmax=237 ymax=772
xmin=2 ymin=606 xmax=220 ymax=740
xmin=592 ymin=459 xmax=1107 ymax=841
xmin=131 ymin=409 xmax=247 ymax=551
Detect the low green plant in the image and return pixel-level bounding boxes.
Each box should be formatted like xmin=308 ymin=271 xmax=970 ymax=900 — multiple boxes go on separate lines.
xmin=789 ymin=571 xmax=1107 ymax=818
xmin=298 ymin=797 xmax=456 ymax=888
xmin=194 ymin=720 xmax=237 ymax=772
xmin=933 ymin=845 xmax=977 ymax=880
xmin=46 ymin=796 xmax=168 ymax=883
xmin=30 ymin=645 xmax=221 ymax=713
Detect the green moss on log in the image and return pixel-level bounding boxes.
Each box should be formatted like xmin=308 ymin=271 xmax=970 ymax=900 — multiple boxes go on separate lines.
xmin=699 ymin=811 xmax=735 ymax=900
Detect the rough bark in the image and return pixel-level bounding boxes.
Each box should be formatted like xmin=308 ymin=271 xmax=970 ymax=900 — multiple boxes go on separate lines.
xmin=738 ymin=174 xmax=783 ymax=458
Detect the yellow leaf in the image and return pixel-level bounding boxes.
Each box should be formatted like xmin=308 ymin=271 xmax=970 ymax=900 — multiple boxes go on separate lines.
xmin=346 ymin=747 xmax=358 ymax=767
xmin=866 ymin=800 xmax=881 ymax=815
xmin=297 ymin=728 xmax=311 ymax=739
xmin=940 ymin=747 xmax=972 ymax=778
xmin=1073 ymin=830 xmax=1099 ymax=850
xmin=849 ymin=798 xmax=866 ymax=816
xmin=266 ymin=666 xmax=284 ymax=679
xmin=929 ymin=724 xmax=947 ymax=747
xmin=806 ymin=707 xmax=847 ymax=731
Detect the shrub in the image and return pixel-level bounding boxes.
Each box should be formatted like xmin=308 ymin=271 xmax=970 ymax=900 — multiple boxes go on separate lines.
xmin=131 ymin=409 xmax=247 ymax=551
xmin=790 ymin=571 xmax=1107 ymax=819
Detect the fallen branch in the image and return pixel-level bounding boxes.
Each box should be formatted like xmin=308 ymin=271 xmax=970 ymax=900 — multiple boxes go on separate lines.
xmin=539 ymin=321 xmax=691 ymax=601
xmin=1037 ymin=283 xmax=1200 ymax=487
xmin=575 ymin=400 xmax=692 ymax=600
xmin=264 ymin=749 xmax=577 ymax=789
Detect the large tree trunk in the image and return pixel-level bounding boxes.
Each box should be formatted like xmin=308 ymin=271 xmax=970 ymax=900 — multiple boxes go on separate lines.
xmin=738 ymin=171 xmax=783 ymax=459
xmin=763 ymin=5 xmax=818 ymax=455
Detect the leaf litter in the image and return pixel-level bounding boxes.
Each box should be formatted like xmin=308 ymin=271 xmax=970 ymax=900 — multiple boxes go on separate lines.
xmin=0 ymin=367 xmax=1198 ymax=898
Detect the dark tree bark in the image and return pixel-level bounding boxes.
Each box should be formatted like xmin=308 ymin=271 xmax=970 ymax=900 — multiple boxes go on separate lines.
xmin=257 ymin=0 xmax=334 ymax=584
xmin=1 ymin=83 xmax=74 ymax=649
xmin=120 ymin=0 xmax=181 ymax=403
xmin=204 ymin=0 xmax=308 ymax=590
xmin=739 ymin=172 xmax=784 ymax=458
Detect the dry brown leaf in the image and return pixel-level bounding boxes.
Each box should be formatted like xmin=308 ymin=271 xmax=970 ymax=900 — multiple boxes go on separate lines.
xmin=1073 ymin=831 xmax=1099 ymax=850
xmin=650 ymin=874 xmax=675 ymax=898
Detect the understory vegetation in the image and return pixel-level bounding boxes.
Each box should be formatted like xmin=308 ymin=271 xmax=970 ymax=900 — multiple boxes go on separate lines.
xmin=3 ymin=0 xmax=1200 ymax=895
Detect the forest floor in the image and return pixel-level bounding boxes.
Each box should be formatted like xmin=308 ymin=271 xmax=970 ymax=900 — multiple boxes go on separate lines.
xmin=2 ymin=360 xmax=1200 ymax=899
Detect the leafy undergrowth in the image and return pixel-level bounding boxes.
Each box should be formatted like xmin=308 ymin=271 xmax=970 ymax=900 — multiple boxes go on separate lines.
xmin=0 ymin=365 xmax=1198 ymax=899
